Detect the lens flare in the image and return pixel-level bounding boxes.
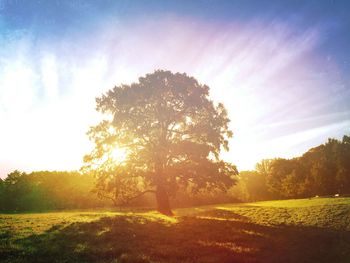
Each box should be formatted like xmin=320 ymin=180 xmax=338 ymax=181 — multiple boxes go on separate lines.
xmin=110 ymin=148 xmax=127 ymax=164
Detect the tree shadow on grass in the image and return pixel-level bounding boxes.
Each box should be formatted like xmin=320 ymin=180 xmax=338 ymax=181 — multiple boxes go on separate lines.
xmin=1 ymin=209 xmax=350 ymax=263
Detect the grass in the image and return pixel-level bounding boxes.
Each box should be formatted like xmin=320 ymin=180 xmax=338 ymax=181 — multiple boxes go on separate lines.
xmin=1 ymin=197 xmax=350 ymax=262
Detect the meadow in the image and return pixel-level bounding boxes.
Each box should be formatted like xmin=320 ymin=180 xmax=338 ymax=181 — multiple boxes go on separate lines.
xmin=1 ymin=197 xmax=349 ymax=263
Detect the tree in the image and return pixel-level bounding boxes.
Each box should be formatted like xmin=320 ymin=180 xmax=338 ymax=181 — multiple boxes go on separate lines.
xmin=84 ymin=70 xmax=237 ymax=215
xmin=265 ymin=158 xmax=296 ymax=198
xmin=231 ymin=170 xmax=272 ymax=202
xmin=0 ymin=170 xmax=109 ymax=212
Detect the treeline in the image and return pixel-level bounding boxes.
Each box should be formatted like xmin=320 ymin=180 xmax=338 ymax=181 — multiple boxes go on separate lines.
xmin=0 ymin=171 xmax=108 ymax=212
xmin=231 ymin=135 xmax=350 ymax=201
xmin=0 ymin=170 xmax=229 ymax=212
xmin=0 ymin=170 xmax=235 ymax=212
xmin=1 ymin=135 xmax=349 ymax=211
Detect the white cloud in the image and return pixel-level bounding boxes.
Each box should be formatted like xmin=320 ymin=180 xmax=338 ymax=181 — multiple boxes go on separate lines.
xmin=0 ymin=59 xmax=39 ymax=113
xmin=0 ymin=16 xmax=348 ymax=177
xmin=40 ymin=53 xmax=59 ymax=100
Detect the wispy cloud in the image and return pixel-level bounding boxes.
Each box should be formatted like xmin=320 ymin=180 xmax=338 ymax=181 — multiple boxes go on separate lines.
xmin=0 ymin=15 xmax=349 ymax=176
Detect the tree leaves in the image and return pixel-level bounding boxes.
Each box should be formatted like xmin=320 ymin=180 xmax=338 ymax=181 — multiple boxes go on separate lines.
xmin=84 ymin=70 xmax=237 ymax=205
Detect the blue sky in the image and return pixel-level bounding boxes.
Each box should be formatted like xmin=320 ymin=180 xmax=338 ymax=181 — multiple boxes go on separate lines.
xmin=0 ymin=0 xmax=349 ymax=177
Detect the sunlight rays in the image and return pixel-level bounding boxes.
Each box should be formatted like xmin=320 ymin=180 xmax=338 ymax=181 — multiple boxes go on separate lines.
xmin=110 ymin=147 xmax=128 ymax=165
xmin=0 ymin=15 xmax=349 ymax=175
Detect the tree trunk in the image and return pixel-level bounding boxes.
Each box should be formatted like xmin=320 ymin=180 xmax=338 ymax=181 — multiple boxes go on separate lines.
xmin=155 ymin=185 xmax=173 ymax=216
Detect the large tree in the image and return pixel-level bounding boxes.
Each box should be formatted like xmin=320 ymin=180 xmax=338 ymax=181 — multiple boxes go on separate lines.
xmin=84 ymin=70 xmax=237 ymax=215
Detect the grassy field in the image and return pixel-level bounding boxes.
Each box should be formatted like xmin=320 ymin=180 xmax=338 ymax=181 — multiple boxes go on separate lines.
xmin=1 ymin=197 xmax=350 ymax=262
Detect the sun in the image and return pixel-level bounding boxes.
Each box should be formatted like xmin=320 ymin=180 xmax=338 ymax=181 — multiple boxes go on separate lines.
xmin=110 ymin=147 xmax=127 ymax=164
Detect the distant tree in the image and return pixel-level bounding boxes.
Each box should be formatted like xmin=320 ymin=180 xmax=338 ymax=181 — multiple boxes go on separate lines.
xmin=1 ymin=170 xmax=31 ymax=211
xmin=227 ymin=134 xmax=350 ymax=202
xmin=263 ymin=158 xmax=286 ymax=197
xmin=84 ymin=70 xmax=237 ymax=215
xmin=343 ymin=135 xmax=350 ymax=144
xmin=231 ymin=170 xmax=272 ymax=202
xmin=302 ymin=139 xmax=338 ymax=195
xmin=280 ymin=167 xmax=307 ymax=198
xmin=255 ymin=159 xmax=273 ymax=177
xmin=0 ymin=170 xmax=105 ymax=212
xmin=333 ymin=137 xmax=350 ymax=193
xmin=0 ymin=178 xmax=4 ymax=210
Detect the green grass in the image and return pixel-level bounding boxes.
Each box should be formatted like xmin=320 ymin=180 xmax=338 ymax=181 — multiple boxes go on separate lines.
xmin=1 ymin=197 xmax=350 ymax=262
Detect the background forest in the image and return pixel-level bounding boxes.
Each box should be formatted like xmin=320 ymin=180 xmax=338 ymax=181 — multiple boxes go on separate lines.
xmin=1 ymin=135 xmax=349 ymax=212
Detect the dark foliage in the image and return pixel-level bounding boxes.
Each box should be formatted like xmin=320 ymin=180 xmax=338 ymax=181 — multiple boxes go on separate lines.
xmin=0 ymin=171 xmax=106 ymax=212
xmin=84 ymin=70 xmax=238 ymax=214
xmin=233 ymin=135 xmax=350 ymax=201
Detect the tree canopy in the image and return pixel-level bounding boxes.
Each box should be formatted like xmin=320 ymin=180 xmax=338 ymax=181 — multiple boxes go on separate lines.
xmin=0 ymin=171 xmax=104 ymax=212
xmin=232 ymin=135 xmax=350 ymax=201
xmin=84 ymin=70 xmax=238 ymax=215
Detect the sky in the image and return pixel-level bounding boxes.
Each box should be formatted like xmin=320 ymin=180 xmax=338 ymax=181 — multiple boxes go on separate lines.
xmin=0 ymin=0 xmax=350 ymax=178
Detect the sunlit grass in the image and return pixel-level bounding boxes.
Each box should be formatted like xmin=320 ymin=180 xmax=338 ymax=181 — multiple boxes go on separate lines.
xmin=1 ymin=197 xmax=350 ymax=262
xmin=244 ymin=197 xmax=350 ymax=207
xmin=0 ymin=211 xmax=120 ymax=239
xmin=210 ymin=197 xmax=350 ymax=230
xmin=0 ymin=209 xmax=179 ymax=241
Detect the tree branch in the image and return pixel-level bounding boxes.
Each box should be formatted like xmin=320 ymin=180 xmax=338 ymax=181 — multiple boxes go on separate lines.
xmin=121 ymin=190 xmax=156 ymax=205
xmin=97 ymin=191 xmax=118 ymax=206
